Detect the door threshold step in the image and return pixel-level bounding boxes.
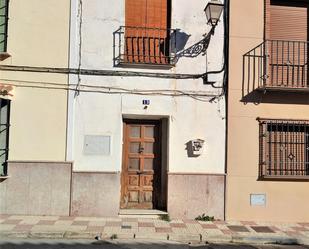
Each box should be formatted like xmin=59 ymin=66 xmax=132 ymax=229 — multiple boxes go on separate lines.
xmin=119 ymin=209 xmax=168 ymax=219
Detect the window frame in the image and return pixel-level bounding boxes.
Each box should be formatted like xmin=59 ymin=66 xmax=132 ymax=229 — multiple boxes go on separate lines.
xmin=258 ymin=118 xmax=309 ymax=180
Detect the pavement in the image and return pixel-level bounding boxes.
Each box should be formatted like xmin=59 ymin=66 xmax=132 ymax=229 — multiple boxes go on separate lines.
xmin=1 ymin=215 xmax=309 ymax=245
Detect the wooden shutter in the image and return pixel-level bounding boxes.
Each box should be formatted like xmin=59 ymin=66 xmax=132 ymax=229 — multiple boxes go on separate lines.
xmin=124 ymin=0 xmax=169 ymax=64
xmin=269 ymin=3 xmax=307 ymax=41
xmin=266 ymin=1 xmax=309 ymax=87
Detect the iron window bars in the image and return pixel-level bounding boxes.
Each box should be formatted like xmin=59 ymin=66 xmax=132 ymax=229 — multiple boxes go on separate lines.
xmin=0 ymin=0 xmax=9 ymax=52
xmin=258 ymin=118 xmax=309 ymax=179
xmin=0 ymin=98 xmax=10 ymax=176
xmin=243 ymin=40 xmax=309 ymax=93
xmin=113 ymin=26 xmax=176 ymax=66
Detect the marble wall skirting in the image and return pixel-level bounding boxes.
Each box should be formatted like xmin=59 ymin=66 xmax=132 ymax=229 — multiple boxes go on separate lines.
xmin=167 ymin=173 xmax=225 ymax=220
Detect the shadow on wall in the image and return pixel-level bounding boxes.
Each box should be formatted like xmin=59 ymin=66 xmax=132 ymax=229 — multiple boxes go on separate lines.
xmin=171 ymin=29 xmax=212 ymax=63
xmin=241 ymin=90 xmax=309 ymax=105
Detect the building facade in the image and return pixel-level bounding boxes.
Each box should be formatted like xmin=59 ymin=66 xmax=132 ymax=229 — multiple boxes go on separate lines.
xmin=0 ymin=0 xmax=71 ymax=215
xmin=67 ymin=0 xmax=226 ymax=219
xmin=227 ymin=0 xmax=309 ymax=222
xmin=0 ymin=0 xmax=227 ymax=219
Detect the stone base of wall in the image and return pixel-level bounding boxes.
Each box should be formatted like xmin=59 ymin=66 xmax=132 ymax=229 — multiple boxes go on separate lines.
xmin=0 ymin=162 xmax=225 ymax=219
xmin=71 ymin=172 xmax=120 ymax=216
xmin=167 ymin=173 xmax=225 ymax=220
xmin=0 ymin=161 xmax=72 ymax=216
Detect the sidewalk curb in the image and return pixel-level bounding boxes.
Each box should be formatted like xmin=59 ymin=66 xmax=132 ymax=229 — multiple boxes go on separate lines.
xmin=0 ymin=231 xmax=308 ymax=245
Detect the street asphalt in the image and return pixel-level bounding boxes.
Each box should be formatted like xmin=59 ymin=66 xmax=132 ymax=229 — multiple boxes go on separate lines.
xmin=0 ymin=239 xmax=308 ymax=249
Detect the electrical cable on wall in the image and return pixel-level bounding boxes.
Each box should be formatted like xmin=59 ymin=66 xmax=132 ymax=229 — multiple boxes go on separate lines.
xmin=74 ymin=0 xmax=83 ymax=96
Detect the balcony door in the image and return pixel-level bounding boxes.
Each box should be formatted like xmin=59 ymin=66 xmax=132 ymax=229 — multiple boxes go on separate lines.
xmin=124 ymin=0 xmax=170 ymax=64
xmin=267 ymin=0 xmax=309 ymax=88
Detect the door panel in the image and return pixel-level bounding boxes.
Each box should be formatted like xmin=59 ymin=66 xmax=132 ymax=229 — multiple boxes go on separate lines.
xmin=121 ymin=121 xmax=161 ymax=209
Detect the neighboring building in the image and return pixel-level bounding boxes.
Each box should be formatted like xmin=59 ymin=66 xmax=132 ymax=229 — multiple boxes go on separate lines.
xmin=67 ymin=0 xmax=226 ymax=219
xmin=227 ymin=0 xmax=309 ymax=222
xmin=0 ymin=0 xmax=70 ymax=215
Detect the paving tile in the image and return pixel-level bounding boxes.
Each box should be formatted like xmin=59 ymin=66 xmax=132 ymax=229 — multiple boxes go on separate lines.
xmin=170 ymin=223 xmax=187 ymax=228
xmin=88 ymin=221 xmax=106 ymax=226
xmin=285 ymin=231 xmax=302 ymax=237
xmin=292 ymin=226 xmax=309 ymax=232
xmin=138 ymin=222 xmax=154 ymax=227
xmin=54 ymin=220 xmax=74 ymax=226
xmin=171 ymin=227 xmax=188 ymax=234
xmin=227 ymin=225 xmax=250 ymax=232
xmin=1 ymin=219 xmax=22 ymax=225
xmin=13 ymin=225 xmax=33 ymax=231
xmin=201 ymin=224 xmax=218 ymax=229
xmin=155 ymin=227 xmax=172 ymax=233
xmin=0 ymin=215 xmax=10 ymax=219
xmin=186 ymin=223 xmax=203 ymax=233
xmin=182 ymin=219 xmax=198 ymax=224
xmin=221 ymin=229 xmax=235 ymax=235
xmin=105 ymin=221 xmax=122 ymax=227
xmin=121 ymin=218 xmax=138 ymax=222
xmin=153 ymin=220 xmax=170 ymax=228
xmin=241 ymin=221 xmax=257 ymax=226
xmin=58 ymin=216 xmax=75 ymax=220
xmin=251 ymin=226 xmax=275 ymax=233
xmin=0 ymin=224 xmax=16 ymax=231
xmin=72 ymin=221 xmax=89 ymax=226
xmin=121 ymin=225 xmax=132 ymax=229
xmin=299 ymin=222 xmax=309 ymax=227
xmin=269 ymin=226 xmax=281 ymax=232
xmin=37 ymin=220 xmax=56 ymax=225
xmin=86 ymin=226 xmax=104 ymax=232
xmin=138 ymin=227 xmax=155 ymax=233
xmin=213 ymin=220 xmax=226 ymax=225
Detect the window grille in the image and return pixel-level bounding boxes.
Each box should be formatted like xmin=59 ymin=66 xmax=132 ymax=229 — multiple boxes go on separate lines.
xmin=0 ymin=98 xmax=10 ymax=176
xmin=258 ymin=118 xmax=309 ymax=178
xmin=0 ymin=0 xmax=9 ymax=52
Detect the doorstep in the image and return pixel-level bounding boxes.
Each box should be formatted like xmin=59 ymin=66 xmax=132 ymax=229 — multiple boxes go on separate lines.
xmin=119 ymin=209 xmax=168 ymax=219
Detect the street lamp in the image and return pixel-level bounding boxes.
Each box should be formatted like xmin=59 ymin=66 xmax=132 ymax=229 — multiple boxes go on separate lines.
xmin=204 ymin=0 xmax=224 ymax=27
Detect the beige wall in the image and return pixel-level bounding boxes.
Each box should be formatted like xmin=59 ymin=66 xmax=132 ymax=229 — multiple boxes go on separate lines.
xmin=0 ymin=0 xmax=70 ymax=161
xmin=227 ymin=0 xmax=309 ymax=222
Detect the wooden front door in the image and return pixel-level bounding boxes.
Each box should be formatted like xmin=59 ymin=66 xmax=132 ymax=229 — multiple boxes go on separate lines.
xmin=121 ymin=120 xmax=161 ymax=209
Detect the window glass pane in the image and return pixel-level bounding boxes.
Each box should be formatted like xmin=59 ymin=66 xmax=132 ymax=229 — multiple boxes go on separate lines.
xmin=144 ymin=142 xmax=153 ymax=154
xmin=144 ymin=158 xmax=153 ymax=170
xmin=129 ymin=158 xmax=139 ymax=170
xmin=130 ymin=126 xmax=140 ymax=138
xmin=145 ymin=126 xmax=154 ymax=138
xmin=129 ymin=142 xmax=140 ymax=153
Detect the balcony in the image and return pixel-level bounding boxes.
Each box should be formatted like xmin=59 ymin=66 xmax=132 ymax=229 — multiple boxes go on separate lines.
xmin=243 ymin=40 xmax=309 ymax=94
xmin=113 ymin=26 xmax=176 ymax=68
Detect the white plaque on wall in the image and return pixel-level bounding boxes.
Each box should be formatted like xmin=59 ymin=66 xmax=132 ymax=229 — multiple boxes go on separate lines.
xmin=83 ymin=135 xmax=111 ymax=155
xmin=250 ymin=194 xmax=266 ymax=206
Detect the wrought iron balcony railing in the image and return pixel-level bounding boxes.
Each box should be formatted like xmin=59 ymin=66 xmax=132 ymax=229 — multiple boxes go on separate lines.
xmin=113 ymin=26 xmax=176 ymax=67
xmin=243 ymin=40 xmax=309 ymax=93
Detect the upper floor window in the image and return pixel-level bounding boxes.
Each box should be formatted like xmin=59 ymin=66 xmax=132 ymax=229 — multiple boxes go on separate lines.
xmin=265 ymin=0 xmax=309 ymax=88
xmin=0 ymin=0 xmax=8 ymax=53
xmin=258 ymin=119 xmax=309 ymax=179
xmin=114 ymin=0 xmax=175 ymax=67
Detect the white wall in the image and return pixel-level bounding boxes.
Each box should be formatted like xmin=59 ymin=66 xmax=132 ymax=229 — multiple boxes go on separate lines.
xmin=68 ymin=0 xmax=226 ymax=174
